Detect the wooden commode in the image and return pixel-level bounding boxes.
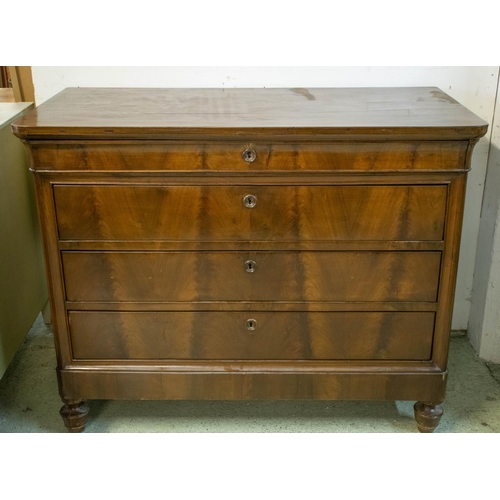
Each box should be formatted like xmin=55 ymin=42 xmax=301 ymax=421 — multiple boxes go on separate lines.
xmin=12 ymin=87 xmax=488 ymax=432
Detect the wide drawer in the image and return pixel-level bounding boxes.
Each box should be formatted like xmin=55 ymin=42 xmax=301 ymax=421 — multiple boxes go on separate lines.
xmin=68 ymin=311 xmax=435 ymax=360
xmin=54 ymin=184 xmax=447 ymax=242
xmin=31 ymin=141 xmax=467 ymax=171
xmin=62 ymin=251 xmax=441 ymax=303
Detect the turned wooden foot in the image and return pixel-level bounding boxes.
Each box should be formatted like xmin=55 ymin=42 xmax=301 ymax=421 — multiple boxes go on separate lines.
xmin=414 ymin=401 xmax=443 ymax=433
xmin=60 ymin=401 xmax=89 ymax=433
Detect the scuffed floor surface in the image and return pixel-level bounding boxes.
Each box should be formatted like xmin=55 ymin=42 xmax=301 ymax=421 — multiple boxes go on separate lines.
xmin=1 ymin=314 xmax=499 ymax=433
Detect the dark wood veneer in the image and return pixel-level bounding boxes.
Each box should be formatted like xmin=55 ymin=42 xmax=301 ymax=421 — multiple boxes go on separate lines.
xmin=13 ymin=87 xmax=487 ymax=432
xmin=62 ymin=251 xmax=441 ymax=303
xmin=69 ymin=311 xmax=435 ymax=361
xmin=54 ymin=184 xmax=447 ymax=242
xmin=29 ymin=141 xmax=468 ymax=171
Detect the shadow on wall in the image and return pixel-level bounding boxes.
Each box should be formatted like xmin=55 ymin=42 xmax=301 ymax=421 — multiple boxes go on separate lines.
xmin=469 ymin=143 xmax=500 ymax=362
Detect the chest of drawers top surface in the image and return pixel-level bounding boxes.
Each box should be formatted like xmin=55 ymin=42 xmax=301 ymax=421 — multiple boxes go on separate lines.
xmin=12 ymin=87 xmax=487 ymax=141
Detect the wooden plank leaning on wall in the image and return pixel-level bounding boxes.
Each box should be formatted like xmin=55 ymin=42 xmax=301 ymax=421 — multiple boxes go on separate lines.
xmin=1 ymin=66 xmax=10 ymax=87
xmin=8 ymin=66 xmax=35 ymax=103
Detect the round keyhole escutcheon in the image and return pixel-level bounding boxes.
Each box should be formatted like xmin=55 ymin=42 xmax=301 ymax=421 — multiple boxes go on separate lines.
xmin=242 ymin=148 xmax=257 ymax=163
xmin=246 ymin=318 xmax=257 ymax=331
xmin=243 ymin=194 xmax=257 ymax=208
xmin=245 ymin=260 xmax=257 ymax=273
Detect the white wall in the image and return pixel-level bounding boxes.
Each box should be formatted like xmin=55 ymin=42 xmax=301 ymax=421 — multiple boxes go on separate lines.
xmin=469 ymin=77 xmax=500 ymax=362
xmin=31 ymin=66 xmax=499 ymax=332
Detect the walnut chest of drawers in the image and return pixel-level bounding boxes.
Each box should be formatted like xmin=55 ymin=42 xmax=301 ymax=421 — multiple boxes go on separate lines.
xmin=12 ymin=87 xmax=488 ymax=432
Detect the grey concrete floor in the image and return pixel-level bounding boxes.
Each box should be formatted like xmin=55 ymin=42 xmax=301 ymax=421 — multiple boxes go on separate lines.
xmin=1 ymin=314 xmax=500 ymax=432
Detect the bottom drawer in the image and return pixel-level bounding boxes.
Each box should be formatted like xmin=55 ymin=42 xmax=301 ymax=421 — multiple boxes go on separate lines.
xmin=69 ymin=311 xmax=435 ymax=361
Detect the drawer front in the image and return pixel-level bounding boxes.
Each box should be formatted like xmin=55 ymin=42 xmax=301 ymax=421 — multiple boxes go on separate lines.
xmin=54 ymin=185 xmax=447 ymax=242
xmin=32 ymin=141 xmax=467 ymax=171
xmin=68 ymin=311 xmax=435 ymax=361
xmin=62 ymin=251 xmax=441 ymax=303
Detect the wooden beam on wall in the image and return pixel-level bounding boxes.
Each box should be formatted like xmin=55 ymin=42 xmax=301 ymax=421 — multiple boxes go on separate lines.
xmin=0 ymin=66 xmax=10 ymax=87
xmin=8 ymin=66 xmax=35 ymax=103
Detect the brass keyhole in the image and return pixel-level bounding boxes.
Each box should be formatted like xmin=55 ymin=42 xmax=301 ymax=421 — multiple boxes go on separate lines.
xmin=242 ymin=148 xmax=257 ymax=163
xmin=243 ymin=194 xmax=257 ymax=208
xmin=245 ymin=260 xmax=257 ymax=273
xmin=246 ymin=319 xmax=257 ymax=331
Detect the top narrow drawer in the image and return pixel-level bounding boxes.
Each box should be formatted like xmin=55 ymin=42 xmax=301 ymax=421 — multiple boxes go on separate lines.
xmin=30 ymin=142 xmax=467 ymax=171
xmin=54 ymin=184 xmax=446 ymax=242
